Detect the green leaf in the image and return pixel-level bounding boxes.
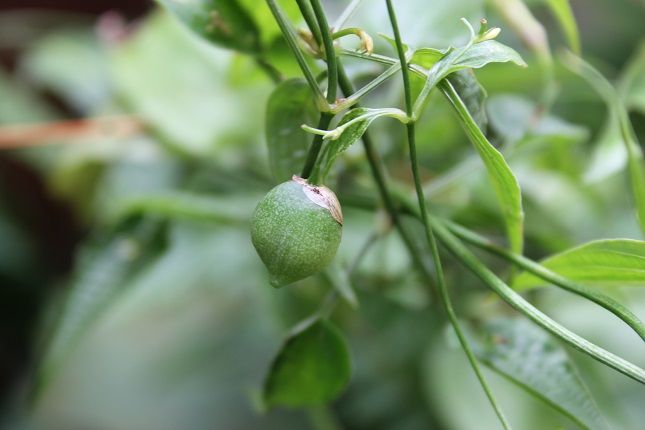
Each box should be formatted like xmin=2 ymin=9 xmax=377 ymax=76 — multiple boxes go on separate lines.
xmin=378 ymin=32 xmax=409 ymax=54
xmin=620 ymin=41 xmax=645 ymax=115
xmin=409 ymin=47 xmax=447 ymax=69
xmin=112 ymin=12 xmax=268 ymax=155
xmin=263 ymin=318 xmax=351 ymax=408
xmin=265 ymin=78 xmax=318 ymax=182
xmin=543 ymin=0 xmax=580 ymax=53
xmin=447 ymin=69 xmax=488 ymax=132
xmin=414 ymin=39 xmax=526 ymax=115
xmin=324 ymin=262 xmax=359 ymax=309
xmin=514 ymin=239 xmax=645 ymax=290
xmin=474 ymin=318 xmax=608 ymax=430
xmin=452 ymin=40 xmax=527 ymax=70
xmin=155 ymin=0 xmax=261 ymax=54
xmin=35 ymin=219 xmax=167 ymax=396
xmin=562 ymin=50 xmax=645 ymax=234
xmin=20 ymin=27 xmax=110 ymax=113
xmin=440 ymin=82 xmax=525 ymax=254
xmin=315 ymin=107 xmax=407 ymax=179
xmin=487 ymin=95 xmax=587 ymax=145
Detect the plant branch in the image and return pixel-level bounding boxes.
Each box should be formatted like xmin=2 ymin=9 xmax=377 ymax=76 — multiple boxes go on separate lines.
xmin=266 ymin=0 xmax=327 ymax=109
xmin=295 ymin=0 xmax=323 ymax=46
xmin=336 ymin=65 xmax=437 ymax=292
xmin=385 ymin=2 xmax=512 ymax=428
xmin=432 ymin=219 xmax=645 ymax=383
xmin=440 ymin=218 xmax=645 ymax=341
xmin=0 ymin=115 xmax=142 ymax=149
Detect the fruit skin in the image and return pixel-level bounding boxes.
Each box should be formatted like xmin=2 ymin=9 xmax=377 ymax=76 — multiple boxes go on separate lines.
xmin=251 ymin=177 xmax=342 ymax=288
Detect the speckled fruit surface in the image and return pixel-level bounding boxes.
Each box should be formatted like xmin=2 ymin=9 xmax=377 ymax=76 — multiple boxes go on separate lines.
xmin=251 ymin=180 xmax=342 ymax=287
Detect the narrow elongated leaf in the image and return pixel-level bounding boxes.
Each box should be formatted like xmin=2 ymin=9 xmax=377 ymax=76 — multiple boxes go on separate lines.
xmin=562 ymin=51 xmax=645 ymax=233
xmin=35 ymin=219 xmax=167 ymax=395
xmin=447 ymin=69 xmax=488 ymax=132
xmin=474 ymin=318 xmax=608 ymax=430
xmin=266 ymin=78 xmax=318 ymax=182
xmin=440 ymin=81 xmax=524 ymax=254
xmin=263 ymin=318 xmax=351 ymax=408
xmin=514 ymin=239 xmax=645 ymax=290
xmin=156 ymin=0 xmax=261 ymax=54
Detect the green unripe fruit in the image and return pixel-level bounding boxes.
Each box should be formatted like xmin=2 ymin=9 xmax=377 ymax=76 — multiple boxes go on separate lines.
xmin=251 ymin=176 xmax=343 ymax=288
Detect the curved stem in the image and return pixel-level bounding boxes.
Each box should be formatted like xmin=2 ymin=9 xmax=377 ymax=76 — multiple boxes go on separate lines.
xmin=385 ymin=1 xmax=512 ymax=428
xmin=440 ymin=219 xmax=645 ymax=341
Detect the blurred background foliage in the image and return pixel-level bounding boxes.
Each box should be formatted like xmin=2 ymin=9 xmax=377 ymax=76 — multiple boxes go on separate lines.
xmin=0 ymin=0 xmax=644 ymax=429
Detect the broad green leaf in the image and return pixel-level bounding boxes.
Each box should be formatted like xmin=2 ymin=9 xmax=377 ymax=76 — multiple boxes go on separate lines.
xmin=447 ymin=69 xmax=488 ymax=132
xmin=265 ymin=78 xmax=318 ymax=182
xmin=316 ymin=107 xmax=407 ymax=179
xmin=155 ymin=0 xmax=261 ymax=54
xmin=35 ymin=219 xmax=167 ymax=396
xmin=441 ymin=82 xmax=525 ymax=254
xmin=544 ymin=0 xmax=580 ymax=54
xmin=514 ymin=239 xmax=645 ymax=290
xmin=263 ymin=318 xmax=351 ymax=408
xmin=473 ymin=318 xmax=608 ymax=430
xmin=562 ymin=50 xmax=645 ymax=233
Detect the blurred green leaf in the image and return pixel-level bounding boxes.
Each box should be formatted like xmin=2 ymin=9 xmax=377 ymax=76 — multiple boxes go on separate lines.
xmin=155 ymin=0 xmax=261 ymax=54
xmin=620 ymin=41 xmax=645 ymax=115
xmin=35 ymin=218 xmax=167 ymax=396
xmin=324 ymin=262 xmax=359 ymax=309
xmin=514 ymin=239 xmax=645 ymax=289
xmin=474 ymin=318 xmax=608 ymax=430
xmin=20 ymin=27 xmax=110 ymax=113
xmin=447 ymin=69 xmax=488 ymax=132
xmin=0 ymin=67 xmax=58 ymax=125
xmin=562 ymin=50 xmax=645 ymax=233
xmin=111 ymin=12 xmax=268 ymax=155
xmin=263 ymin=318 xmax=351 ymax=408
xmin=487 ymin=95 xmax=587 ymax=146
xmin=266 ymin=78 xmax=318 ymax=182
xmin=544 ymin=0 xmax=580 ymax=53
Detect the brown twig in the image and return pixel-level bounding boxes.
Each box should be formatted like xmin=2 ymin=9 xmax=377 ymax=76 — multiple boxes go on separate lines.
xmin=0 ymin=115 xmax=143 ymax=149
